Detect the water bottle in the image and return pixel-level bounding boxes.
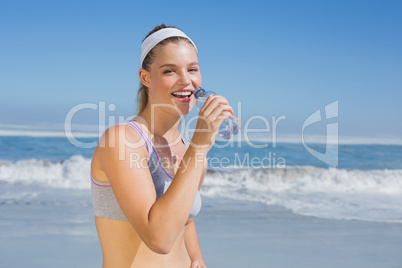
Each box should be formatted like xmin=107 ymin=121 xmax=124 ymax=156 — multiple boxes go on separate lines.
xmin=194 ymin=87 xmax=241 ymax=140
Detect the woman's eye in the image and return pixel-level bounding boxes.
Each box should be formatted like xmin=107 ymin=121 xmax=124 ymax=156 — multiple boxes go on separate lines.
xmin=163 ymin=69 xmax=174 ymax=74
xmin=189 ymin=68 xmax=198 ymax=72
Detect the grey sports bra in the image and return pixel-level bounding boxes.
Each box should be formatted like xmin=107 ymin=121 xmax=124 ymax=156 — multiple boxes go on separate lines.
xmin=91 ymin=120 xmax=202 ymax=221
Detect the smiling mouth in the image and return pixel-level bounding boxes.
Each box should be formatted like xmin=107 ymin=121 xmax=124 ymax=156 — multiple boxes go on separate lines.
xmin=171 ymin=92 xmax=193 ymax=98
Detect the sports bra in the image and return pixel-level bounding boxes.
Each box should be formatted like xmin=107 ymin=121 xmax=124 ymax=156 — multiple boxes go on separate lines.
xmin=91 ymin=120 xmax=202 ymax=221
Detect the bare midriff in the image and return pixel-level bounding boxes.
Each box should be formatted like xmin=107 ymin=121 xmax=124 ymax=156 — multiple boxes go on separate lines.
xmin=95 ymin=217 xmax=191 ymax=268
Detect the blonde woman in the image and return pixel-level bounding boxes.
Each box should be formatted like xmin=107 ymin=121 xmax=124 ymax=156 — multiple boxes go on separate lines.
xmin=91 ymin=24 xmax=234 ymax=267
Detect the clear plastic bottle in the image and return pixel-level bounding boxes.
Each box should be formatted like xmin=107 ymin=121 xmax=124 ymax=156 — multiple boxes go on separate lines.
xmin=194 ymin=87 xmax=241 ymax=140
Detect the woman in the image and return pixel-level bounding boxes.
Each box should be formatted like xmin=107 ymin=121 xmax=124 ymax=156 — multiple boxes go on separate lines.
xmin=91 ymin=24 xmax=234 ymax=267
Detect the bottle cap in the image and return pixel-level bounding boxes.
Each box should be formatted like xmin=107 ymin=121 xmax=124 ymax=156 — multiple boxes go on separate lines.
xmin=194 ymin=87 xmax=205 ymax=99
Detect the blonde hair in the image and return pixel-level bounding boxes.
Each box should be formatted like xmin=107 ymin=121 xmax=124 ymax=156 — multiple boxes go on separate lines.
xmin=136 ymin=24 xmax=195 ymax=114
xmin=136 ymin=84 xmax=149 ymax=115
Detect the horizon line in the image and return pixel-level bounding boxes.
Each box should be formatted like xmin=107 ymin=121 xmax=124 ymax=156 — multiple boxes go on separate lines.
xmin=1 ymin=128 xmax=402 ymax=146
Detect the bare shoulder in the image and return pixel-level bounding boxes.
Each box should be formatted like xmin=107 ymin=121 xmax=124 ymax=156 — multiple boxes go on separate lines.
xmin=91 ymin=123 xmax=149 ymax=183
xmin=91 ymin=122 xmax=158 ymax=226
xmin=99 ymin=123 xmax=147 ymax=150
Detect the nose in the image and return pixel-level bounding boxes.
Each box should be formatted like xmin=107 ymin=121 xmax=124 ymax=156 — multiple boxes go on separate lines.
xmin=178 ymin=70 xmax=191 ymax=86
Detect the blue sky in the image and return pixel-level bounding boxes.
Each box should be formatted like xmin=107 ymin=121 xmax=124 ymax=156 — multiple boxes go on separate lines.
xmin=1 ymin=0 xmax=401 ymax=139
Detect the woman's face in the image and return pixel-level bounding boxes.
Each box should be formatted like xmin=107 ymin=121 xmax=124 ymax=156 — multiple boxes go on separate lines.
xmin=147 ymin=41 xmax=201 ymax=116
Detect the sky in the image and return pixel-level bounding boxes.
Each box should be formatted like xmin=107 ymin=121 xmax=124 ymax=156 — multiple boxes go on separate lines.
xmin=0 ymin=0 xmax=401 ymax=140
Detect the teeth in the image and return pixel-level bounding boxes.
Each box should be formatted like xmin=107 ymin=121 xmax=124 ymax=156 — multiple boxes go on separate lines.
xmin=172 ymin=91 xmax=191 ymax=96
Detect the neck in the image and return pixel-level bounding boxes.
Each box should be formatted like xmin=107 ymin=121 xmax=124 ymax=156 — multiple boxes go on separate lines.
xmin=138 ymin=103 xmax=182 ymax=142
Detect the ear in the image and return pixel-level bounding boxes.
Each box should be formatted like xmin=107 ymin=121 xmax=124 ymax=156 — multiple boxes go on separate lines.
xmin=138 ymin=69 xmax=151 ymax=88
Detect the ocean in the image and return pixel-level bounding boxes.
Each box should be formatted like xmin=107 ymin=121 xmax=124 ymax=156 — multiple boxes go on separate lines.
xmin=1 ymin=130 xmax=401 ymax=224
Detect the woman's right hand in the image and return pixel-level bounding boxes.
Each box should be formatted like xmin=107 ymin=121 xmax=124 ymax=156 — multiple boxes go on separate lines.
xmin=191 ymin=95 xmax=234 ymax=153
xmin=190 ymin=260 xmax=207 ymax=268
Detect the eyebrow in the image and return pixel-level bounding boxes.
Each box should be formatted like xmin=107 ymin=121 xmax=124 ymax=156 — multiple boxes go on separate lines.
xmin=158 ymin=62 xmax=199 ymax=69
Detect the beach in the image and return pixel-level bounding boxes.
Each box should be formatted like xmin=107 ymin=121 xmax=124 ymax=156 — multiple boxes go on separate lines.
xmin=197 ymin=198 xmax=402 ymax=268
xmin=1 ymin=194 xmax=401 ymax=268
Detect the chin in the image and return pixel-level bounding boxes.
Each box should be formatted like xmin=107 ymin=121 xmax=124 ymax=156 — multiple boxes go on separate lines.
xmin=172 ymin=98 xmax=196 ymax=115
xmin=159 ymin=104 xmax=192 ymax=118
xmin=177 ymin=104 xmax=194 ymax=116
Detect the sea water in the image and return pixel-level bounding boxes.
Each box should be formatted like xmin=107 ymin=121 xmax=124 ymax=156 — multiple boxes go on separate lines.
xmin=1 ymin=129 xmax=402 ymax=224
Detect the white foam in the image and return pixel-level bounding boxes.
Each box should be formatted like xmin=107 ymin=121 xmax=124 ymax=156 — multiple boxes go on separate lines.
xmin=202 ymin=167 xmax=402 ymax=223
xmin=1 ymin=155 xmax=402 ymax=222
xmin=0 ymin=155 xmax=91 ymax=189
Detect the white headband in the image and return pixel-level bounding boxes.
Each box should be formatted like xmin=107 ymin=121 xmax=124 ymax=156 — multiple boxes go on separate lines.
xmin=140 ymin=28 xmax=197 ymax=66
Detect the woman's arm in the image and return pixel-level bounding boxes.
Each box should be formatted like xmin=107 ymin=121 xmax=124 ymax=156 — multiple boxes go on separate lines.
xmin=185 ymin=160 xmax=207 ymax=267
xmin=96 ymin=124 xmax=208 ymax=254
xmin=185 ymin=218 xmax=206 ymax=267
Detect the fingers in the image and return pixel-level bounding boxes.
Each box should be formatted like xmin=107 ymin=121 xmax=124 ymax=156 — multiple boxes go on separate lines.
xmin=209 ymin=106 xmax=233 ymax=123
xmin=191 ymin=260 xmax=200 ymax=268
xmin=196 ymin=95 xmax=234 ymax=130
xmin=199 ymin=95 xmax=234 ymax=127
xmin=192 ymin=94 xmax=235 ymax=153
xmin=200 ymin=95 xmax=234 ymax=116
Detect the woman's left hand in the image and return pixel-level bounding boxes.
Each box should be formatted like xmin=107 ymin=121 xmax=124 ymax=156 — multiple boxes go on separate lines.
xmin=191 ymin=260 xmax=207 ymax=268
